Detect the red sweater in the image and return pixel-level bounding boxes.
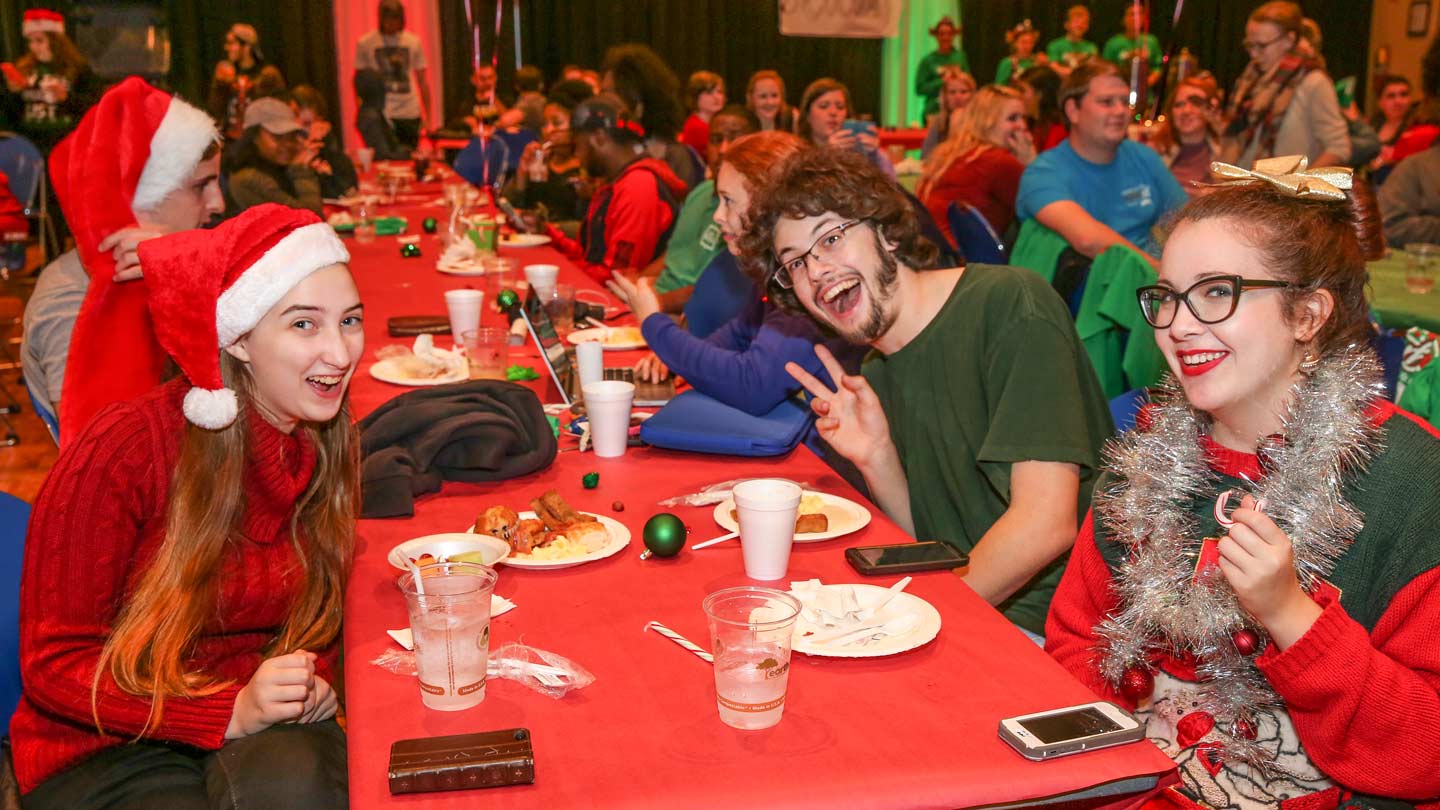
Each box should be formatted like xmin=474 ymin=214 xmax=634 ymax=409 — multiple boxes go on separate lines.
xmin=547 ymin=157 xmax=687 ymax=282
xmin=921 ymin=146 xmax=1024 ymax=246
xmin=12 ymin=378 xmax=338 ymax=793
xmin=1046 ymin=402 xmax=1440 ymax=807
xmin=680 ymin=114 xmax=710 ymax=157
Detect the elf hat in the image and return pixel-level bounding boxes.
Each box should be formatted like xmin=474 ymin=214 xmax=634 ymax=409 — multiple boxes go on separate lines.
xmin=51 ymin=77 xmax=222 ymax=439
xmin=137 ymin=204 xmax=350 ymax=430
xmin=23 ymin=10 xmax=64 ymax=36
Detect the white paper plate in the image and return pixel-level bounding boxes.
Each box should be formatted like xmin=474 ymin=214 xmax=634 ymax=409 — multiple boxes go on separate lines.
xmin=566 ymin=327 xmax=647 ymax=351
xmin=789 ymin=584 xmax=941 ymax=658
xmin=468 ymin=511 xmax=631 ymax=569
xmin=387 ymin=533 xmax=511 ymax=571
xmin=435 ymin=260 xmax=487 ymax=276
xmin=369 ymin=358 xmax=468 ymax=386
xmin=713 ymin=492 xmax=872 ymax=543
xmin=500 ymin=233 xmax=552 ymax=248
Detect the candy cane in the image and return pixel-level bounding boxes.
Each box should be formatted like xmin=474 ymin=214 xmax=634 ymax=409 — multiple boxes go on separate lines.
xmin=1214 ymin=489 xmax=1267 ymax=527
xmin=644 ymin=621 xmax=713 ymax=664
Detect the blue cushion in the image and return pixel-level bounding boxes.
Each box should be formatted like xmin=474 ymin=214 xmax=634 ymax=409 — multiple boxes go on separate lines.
xmin=640 ymin=391 xmax=813 ymax=456
xmin=0 ymin=492 xmax=30 ymax=737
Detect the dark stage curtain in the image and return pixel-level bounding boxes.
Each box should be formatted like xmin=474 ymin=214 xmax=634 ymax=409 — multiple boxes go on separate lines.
xmin=440 ymin=0 xmax=884 ymax=128
xmin=959 ymin=1 xmax=1374 ymax=108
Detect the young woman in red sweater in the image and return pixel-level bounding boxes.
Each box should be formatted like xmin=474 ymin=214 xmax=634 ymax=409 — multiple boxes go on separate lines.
xmin=14 ymin=203 xmax=362 ymax=809
xmin=917 ymin=84 xmax=1035 ymax=245
xmin=1045 ymin=163 xmax=1440 ymax=807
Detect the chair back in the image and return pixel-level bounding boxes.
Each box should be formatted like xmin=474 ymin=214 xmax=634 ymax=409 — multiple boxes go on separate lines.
xmin=494 ymin=129 xmax=537 ymax=174
xmin=0 ymin=136 xmax=43 ymax=212
xmin=23 ymin=382 xmax=57 ymax=446
xmin=946 ymin=201 xmax=1006 ymax=265
xmin=1109 ymin=388 xmax=1149 ymax=433
xmin=0 ymin=492 xmax=29 ymax=737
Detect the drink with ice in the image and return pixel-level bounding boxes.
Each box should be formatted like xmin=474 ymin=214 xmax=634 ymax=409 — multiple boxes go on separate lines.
xmin=715 ymin=644 xmax=791 ymax=730
xmin=703 ymin=586 xmax=802 ymax=731
xmin=398 ymin=562 xmax=498 ymax=711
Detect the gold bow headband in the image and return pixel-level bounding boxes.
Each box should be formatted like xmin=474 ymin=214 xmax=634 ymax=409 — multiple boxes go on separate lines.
xmin=1206 ymin=155 xmax=1353 ymax=201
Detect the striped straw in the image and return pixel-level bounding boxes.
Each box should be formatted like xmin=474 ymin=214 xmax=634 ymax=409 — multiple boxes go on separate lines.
xmin=644 ymin=621 xmax=713 ymax=664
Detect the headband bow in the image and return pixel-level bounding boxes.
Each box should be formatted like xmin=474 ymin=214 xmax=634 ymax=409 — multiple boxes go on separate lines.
xmin=618 ymin=118 xmax=646 ymax=139
xmin=1206 ymin=155 xmax=1353 ymax=201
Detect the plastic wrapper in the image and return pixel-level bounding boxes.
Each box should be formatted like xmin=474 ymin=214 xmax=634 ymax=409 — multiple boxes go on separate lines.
xmin=370 ymin=642 xmax=595 ymax=699
xmin=657 ymin=478 xmax=815 ymax=508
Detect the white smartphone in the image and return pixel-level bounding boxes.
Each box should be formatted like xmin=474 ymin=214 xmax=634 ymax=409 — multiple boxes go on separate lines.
xmin=998 ymin=701 xmax=1145 ymax=761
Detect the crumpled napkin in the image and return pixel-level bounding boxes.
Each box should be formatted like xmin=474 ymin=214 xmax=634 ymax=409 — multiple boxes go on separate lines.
xmin=789 ymin=579 xmax=919 ymax=649
xmin=437 ymin=235 xmax=480 ymax=271
xmin=386 ymin=594 xmax=517 ymax=650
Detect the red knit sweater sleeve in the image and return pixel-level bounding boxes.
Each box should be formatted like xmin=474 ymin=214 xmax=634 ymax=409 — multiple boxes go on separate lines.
xmin=20 ymin=403 xmax=240 ymax=751
xmin=1044 ymin=509 xmax=1129 ymax=707
xmin=1256 ymin=567 xmax=1440 ymax=798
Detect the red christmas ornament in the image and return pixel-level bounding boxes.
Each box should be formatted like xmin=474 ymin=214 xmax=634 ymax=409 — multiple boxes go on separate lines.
xmin=1232 ymin=628 xmax=1260 ymax=656
xmin=1233 ymin=716 xmax=1257 ymax=740
xmin=1119 ymin=666 xmax=1154 ymax=701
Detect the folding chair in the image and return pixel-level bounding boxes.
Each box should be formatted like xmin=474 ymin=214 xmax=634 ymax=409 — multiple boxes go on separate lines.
xmin=0 ymin=133 xmax=57 ymax=270
xmin=946 ymin=201 xmax=1007 ymax=265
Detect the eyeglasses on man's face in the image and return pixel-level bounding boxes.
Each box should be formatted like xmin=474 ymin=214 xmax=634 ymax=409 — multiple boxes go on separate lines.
xmin=1136 ymin=275 xmax=1294 ymax=329
xmin=771 ymin=219 xmax=863 ymax=290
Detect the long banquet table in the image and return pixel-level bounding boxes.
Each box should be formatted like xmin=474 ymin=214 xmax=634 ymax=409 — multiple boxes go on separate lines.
xmin=339 ymin=176 xmax=1179 ymax=808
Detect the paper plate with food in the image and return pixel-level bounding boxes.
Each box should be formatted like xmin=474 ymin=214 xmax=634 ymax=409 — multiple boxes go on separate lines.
xmin=566 ymin=326 xmax=647 ymax=351
xmin=713 ymin=490 xmax=871 ymax=543
xmin=468 ymin=489 xmax=630 ymax=569
xmin=369 ymin=334 xmax=468 ymax=386
xmin=499 ymin=232 xmax=551 ymax=248
xmin=327 ymin=211 xmax=356 ymax=233
xmin=435 ymin=237 xmax=486 ymax=276
xmin=387 ymin=532 xmax=511 ymax=571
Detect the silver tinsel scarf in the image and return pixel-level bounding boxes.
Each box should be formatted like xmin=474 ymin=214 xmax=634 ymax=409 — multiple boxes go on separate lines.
xmin=1093 ymin=346 xmax=1385 ymax=774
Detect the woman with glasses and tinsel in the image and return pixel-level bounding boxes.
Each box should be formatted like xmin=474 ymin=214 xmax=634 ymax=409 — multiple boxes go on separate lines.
xmin=1045 ymin=155 xmax=1440 ymax=808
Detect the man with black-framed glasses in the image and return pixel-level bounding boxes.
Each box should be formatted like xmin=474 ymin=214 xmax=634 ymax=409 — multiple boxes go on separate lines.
xmin=740 ymin=147 xmax=1114 ymax=638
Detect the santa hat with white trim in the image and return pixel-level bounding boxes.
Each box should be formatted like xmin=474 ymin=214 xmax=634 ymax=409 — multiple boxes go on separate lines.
xmin=22 ymin=9 xmax=64 ymax=36
xmin=52 ymin=76 xmax=221 ymax=440
xmin=138 ymin=204 xmax=350 ymax=430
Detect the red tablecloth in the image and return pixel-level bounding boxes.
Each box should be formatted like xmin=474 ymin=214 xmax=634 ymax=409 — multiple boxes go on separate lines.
xmin=339 ymin=180 xmax=1177 ymax=808
xmin=878 ymin=128 xmax=927 ymax=151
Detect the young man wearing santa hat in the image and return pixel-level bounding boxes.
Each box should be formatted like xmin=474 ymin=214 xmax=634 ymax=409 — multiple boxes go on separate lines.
xmin=22 ymin=76 xmax=224 ymax=440
xmin=15 ymin=203 xmax=360 ymax=808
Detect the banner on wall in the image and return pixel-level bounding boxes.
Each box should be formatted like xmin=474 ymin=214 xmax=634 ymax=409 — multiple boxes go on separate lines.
xmin=778 ymin=0 xmax=902 ymax=38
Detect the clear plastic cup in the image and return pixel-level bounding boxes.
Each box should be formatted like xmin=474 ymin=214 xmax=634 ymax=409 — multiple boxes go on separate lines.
xmin=582 ymin=380 xmax=634 ymax=458
xmin=733 ymin=479 xmax=802 ymax=580
xmin=547 ymin=283 xmax=576 ymax=336
xmin=397 ymin=562 xmax=498 ymax=711
xmin=1405 ymin=243 xmax=1439 ymax=295
xmin=703 ymin=586 xmax=802 ymax=730
xmin=464 ymin=327 xmax=509 ymax=379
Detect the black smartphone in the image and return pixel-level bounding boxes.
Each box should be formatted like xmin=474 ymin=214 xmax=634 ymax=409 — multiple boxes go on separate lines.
xmin=845 ymin=541 xmax=968 ymax=576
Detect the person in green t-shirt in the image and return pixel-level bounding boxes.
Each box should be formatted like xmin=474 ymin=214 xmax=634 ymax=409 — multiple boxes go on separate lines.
xmin=915 ymin=17 xmax=971 ymax=119
xmin=1102 ymin=4 xmax=1162 ymax=91
xmin=1046 ymin=5 xmax=1099 ymax=78
xmin=739 ymin=148 xmax=1113 ymax=635
xmin=649 ymin=106 xmax=755 ymax=309
xmin=995 ymin=19 xmax=1045 ymax=87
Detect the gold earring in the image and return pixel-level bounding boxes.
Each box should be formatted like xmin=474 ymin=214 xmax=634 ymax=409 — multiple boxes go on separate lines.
xmin=1299 ymin=349 xmax=1321 ymax=375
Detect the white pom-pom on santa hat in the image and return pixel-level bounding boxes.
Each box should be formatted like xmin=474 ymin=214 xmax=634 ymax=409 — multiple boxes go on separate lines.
xmin=22 ymin=9 xmax=64 ymax=36
xmin=139 ymin=204 xmax=350 ymax=430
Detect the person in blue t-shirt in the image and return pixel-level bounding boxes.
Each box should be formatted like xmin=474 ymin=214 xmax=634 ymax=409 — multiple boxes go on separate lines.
xmin=1015 ymin=60 xmax=1186 ymax=261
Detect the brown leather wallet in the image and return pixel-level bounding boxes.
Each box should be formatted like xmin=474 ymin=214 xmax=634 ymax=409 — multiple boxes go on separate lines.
xmin=387 ymin=315 xmax=451 ymax=336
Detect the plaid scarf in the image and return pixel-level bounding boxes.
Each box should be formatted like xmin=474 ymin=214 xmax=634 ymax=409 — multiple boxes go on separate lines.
xmin=1220 ymin=53 xmax=1319 ymax=165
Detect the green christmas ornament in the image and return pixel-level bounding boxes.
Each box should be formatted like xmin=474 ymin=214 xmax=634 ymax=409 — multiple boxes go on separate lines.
xmin=496 ymin=288 xmax=520 ymax=310
xmin=640 ymin=513 xmax=686 ymax=560
xmin=422 ymin=216 xmax=438 ymax=233
xmin=400 ymin=242 xmax=421 ymax=258
xmin=582 ymin=472 xmax=600 ymax=489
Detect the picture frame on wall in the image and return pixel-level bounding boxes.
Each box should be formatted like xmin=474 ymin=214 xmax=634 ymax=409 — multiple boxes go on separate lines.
xmin=1410 ymin=0 xmax=1431 ymax=37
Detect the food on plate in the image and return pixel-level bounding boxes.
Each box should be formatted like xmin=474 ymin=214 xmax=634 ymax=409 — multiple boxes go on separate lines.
xmin=574 ymin=326 xmax=644 ymax=347
xmin=730 ymin=493 xmax=830 ymax=533
xmin=449 ymin=550 xmax=495 ymax=565
xmin=327 ymin=211 xmax=354 ymax=228
xmin=474 ymin=489 xmax=610 ymax=560
xmin=377 ymin=334 xmax=464 ymax=380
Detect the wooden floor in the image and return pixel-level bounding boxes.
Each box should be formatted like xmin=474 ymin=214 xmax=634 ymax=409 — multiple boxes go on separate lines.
xmin=0 ymin=251 xmax=60 ymax=505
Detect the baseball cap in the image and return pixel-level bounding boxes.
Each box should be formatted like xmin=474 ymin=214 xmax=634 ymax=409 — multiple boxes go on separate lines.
xmin=244 ymin=97 xmax=305 ymax=136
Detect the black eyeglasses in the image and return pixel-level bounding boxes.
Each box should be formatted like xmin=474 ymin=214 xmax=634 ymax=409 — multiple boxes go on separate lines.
xmin=770 ymin=220 xmax=863 ymax=290
xmin=1136 ymin=275 xmax=1293 ymax=329
xmin=1242 ymin=33 xmax=1287 ymax=52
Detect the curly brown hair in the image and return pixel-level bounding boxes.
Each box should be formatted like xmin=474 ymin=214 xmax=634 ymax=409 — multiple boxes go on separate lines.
xmin=1162 ymin=183 xmax=1377 ymax=357
xmin=738 ymin=147 xmax=937 ymax=313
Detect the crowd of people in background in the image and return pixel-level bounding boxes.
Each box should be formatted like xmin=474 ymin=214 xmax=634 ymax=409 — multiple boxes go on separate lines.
xmin=5 ymin=0 xmax=1440 ymax=807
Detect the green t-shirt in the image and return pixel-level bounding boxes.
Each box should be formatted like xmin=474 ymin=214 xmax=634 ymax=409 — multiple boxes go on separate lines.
xmin=994 ymin=56 xmax=1039 ymax=87
xmin=655 ymin=180 xmax=723 ymax=294
xmin=915 ymin=49 xmax=972 ymax=116
xmin=1102 ymin=33 xmax=1162 ymax=71
xmin=1046 ymin=37 xmax=1099 ymax=68
xmin=862 ymin=265 xmax=1114 ymax=633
